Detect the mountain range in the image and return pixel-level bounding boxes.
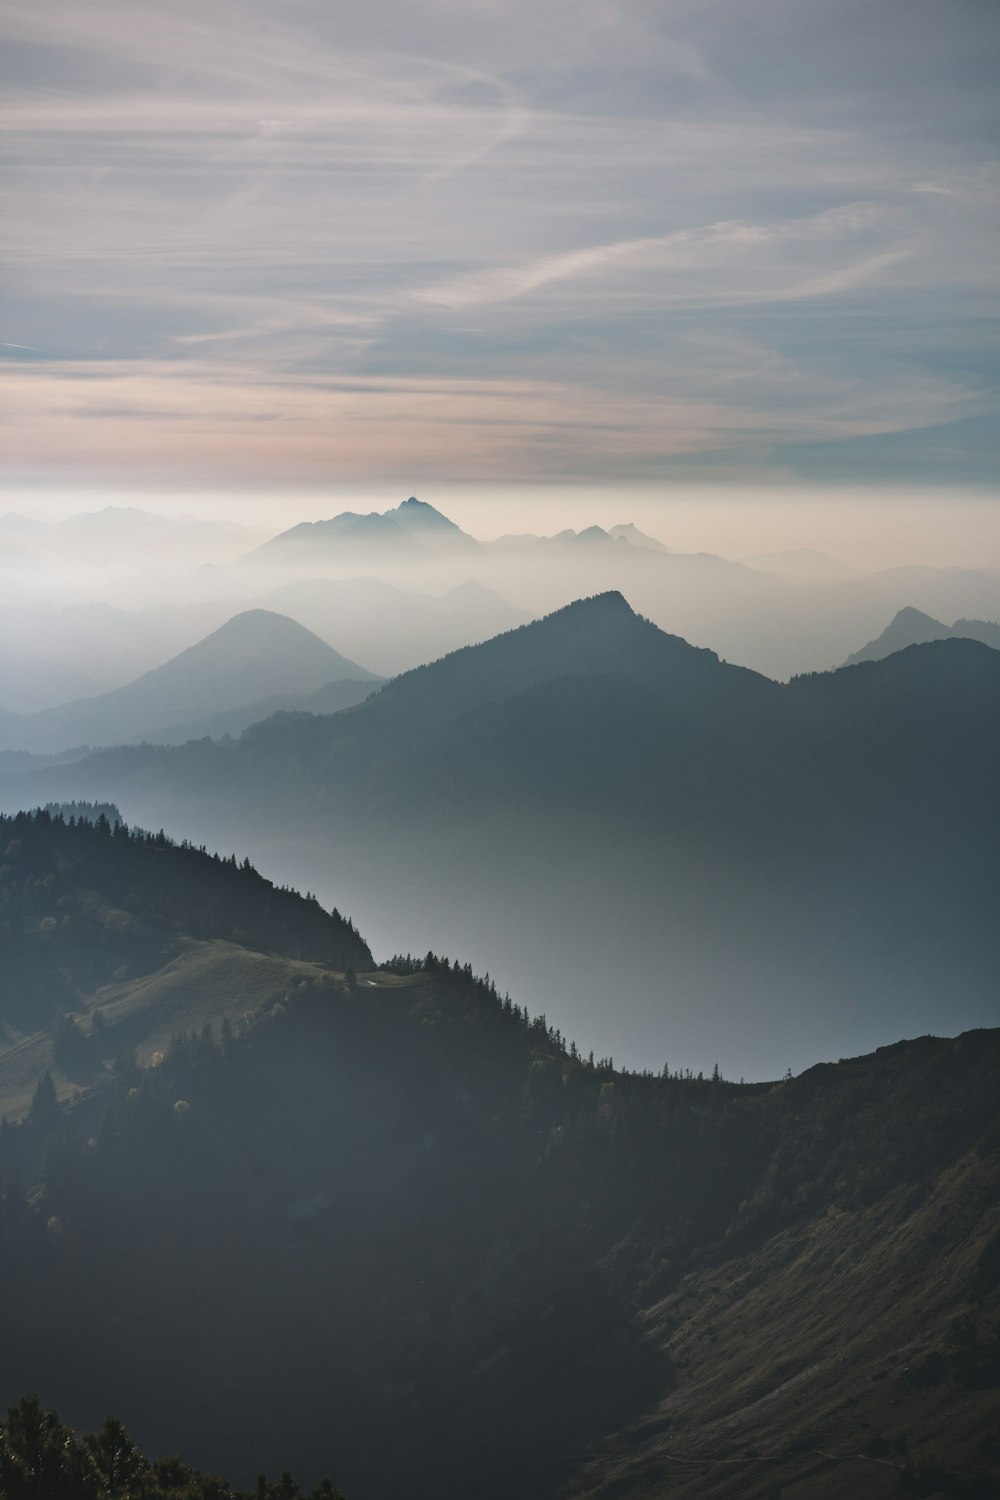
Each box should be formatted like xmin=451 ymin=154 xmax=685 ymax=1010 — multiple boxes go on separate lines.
xmin=237 ymin=497 xmax=1000 ymax=679
xmin=9 ymin=500 xmax=1000 ymax=684
xmin=2 ymin=592 xmax=996 ymax=1079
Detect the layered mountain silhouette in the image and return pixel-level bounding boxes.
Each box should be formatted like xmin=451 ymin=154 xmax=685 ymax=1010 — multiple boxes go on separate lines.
xmin=231 ymin=496 xmax=1000 ymax=679
xmin=0 ymin=609 xmax=379 ymax=753
xmin=844 ymin=604 xmax=1000 ymax=665
xmin=1 ymin=594 xmax=997 ymax=1077
xmin=0 ymin=812 xmax=997 ymax=1500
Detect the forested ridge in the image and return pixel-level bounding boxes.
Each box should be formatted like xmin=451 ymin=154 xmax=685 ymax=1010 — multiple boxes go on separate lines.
xmin=0 ymin=809 xmax=370 ymax=1023
xmin=0 ymin=814 xmax=998 ymax=1497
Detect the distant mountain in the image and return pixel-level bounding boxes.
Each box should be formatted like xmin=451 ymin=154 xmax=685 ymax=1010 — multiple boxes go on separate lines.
xmin=3 ymin=595 xmax=996 ymax=1077
xmin=956 ymin=615 xmax=1000 ymax=649
xmin=248 ymin=496 xmax=476 ymax=568
xmin=864 ymin=564 xmax=1000 ymax=622
xmin=844 ymin=604 xmax=953 ymax=664
xmin=844 ymin=605 xmax=1000 ymax=665
xmin=0 ymin=811 xmax=997 ymax=1499
xmin=392 ymin=494 xmax=466 ymax=536
xmin=0 ymin=610 xmax=378 ymax=753
xmin=551 ymin=524 xmax=619 ymax=545
xmin=608 ymin=522 xmax=669 ymax=552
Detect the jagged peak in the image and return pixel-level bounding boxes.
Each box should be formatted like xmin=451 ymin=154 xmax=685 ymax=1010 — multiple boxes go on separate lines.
xmin=393 ymin=496 xmax=464 ymax=532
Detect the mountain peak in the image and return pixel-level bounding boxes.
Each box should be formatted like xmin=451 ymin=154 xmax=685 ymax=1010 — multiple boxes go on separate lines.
xmin=608 ymin=521 xmax=668 ymax=553
xmin=561 ymin=589 xmax=635 ymax=617
xmin=392 ymin=496 xmax=464 ymax=533
xmin=843 ymin=604 xmax=952 ymax=666
xmin=891 ymin=605 xmax=946 ymax=628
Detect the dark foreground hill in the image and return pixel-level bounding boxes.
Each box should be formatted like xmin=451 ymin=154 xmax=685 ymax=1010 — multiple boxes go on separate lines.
xmin=2 ymin=594 xmax=997 ymax=1078
xmin=0 ymin=822 xmax=997 ymax=1500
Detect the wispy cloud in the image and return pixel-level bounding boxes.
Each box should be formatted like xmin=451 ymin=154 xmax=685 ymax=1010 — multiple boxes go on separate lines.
xmin=1 ymin=0 xmax=996 ymax=486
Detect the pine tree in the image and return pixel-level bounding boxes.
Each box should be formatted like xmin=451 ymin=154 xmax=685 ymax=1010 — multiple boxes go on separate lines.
xmin=28 ymin=1071 xmax=59 ymax=1130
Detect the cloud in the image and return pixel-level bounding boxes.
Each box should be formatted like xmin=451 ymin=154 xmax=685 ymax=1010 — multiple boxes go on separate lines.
xmin=0 ymin=0 xmax=996 ymax=487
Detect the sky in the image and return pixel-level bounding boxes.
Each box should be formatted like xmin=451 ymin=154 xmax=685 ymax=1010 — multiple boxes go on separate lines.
xmin=2 ymin=0 xmax=998 ymax=500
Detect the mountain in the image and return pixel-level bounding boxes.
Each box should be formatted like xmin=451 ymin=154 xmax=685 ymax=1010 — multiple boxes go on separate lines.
xmin=844 ymin=605 xmax=1000 ymax=666
xmin=956 ymin=616 xmax=1000 ymax=649
xmin=247 ymin=497 xmax=476 ymax=569
xmin=551 ymin=524 xmax=619 ymax=545
xmin=0 ymin=610 xmax=378 ymax=754
xmin=2 ymin=595 xmax=996 ymax=1079
xmin=844 ymin=604 xmax=954 ymax=664
xmin=392 ymin=494 xmax=466 ymax=536
xmin=0 ymin=813 xmax=997 ymax=1499
xmin=864 ymin=564 xmax=1000 ymax=623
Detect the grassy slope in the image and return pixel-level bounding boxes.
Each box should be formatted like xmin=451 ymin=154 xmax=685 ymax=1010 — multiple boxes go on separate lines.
xmin=567 ymin=1095 xmax=1000 ymax=1498
xmin=0 ymin=941 xmax=335 ymax=1120
xmin=0 ymin=944 xmax=422 ymax=1122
